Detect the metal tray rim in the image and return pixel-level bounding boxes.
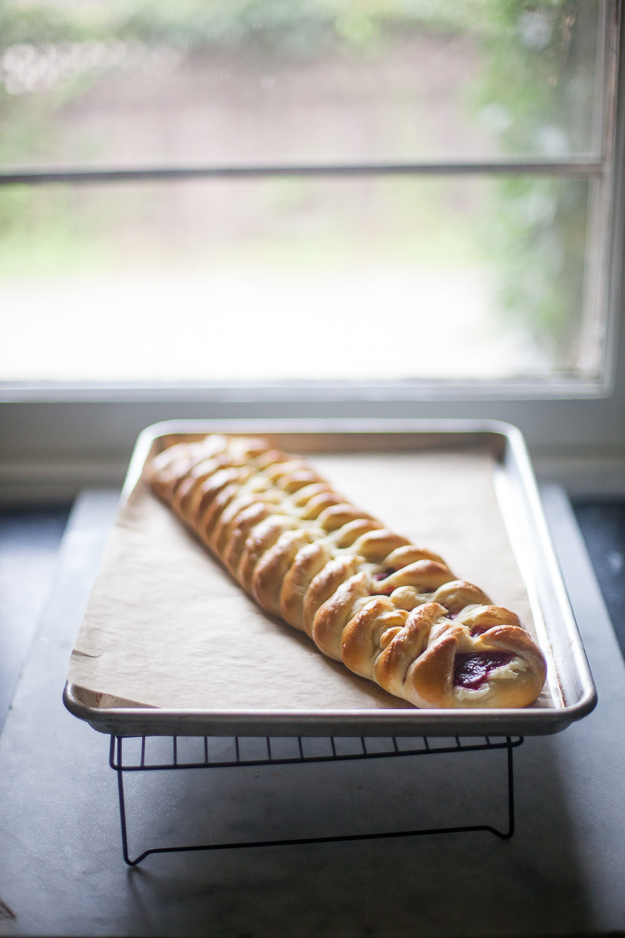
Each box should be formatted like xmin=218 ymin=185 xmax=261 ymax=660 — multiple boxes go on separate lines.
xmin=63 ymin=680 xmax=597 ymax=738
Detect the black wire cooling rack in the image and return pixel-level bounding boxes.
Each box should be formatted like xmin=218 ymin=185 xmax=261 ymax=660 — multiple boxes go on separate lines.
xmin=110 ymin=734 xmax=524 ymax=866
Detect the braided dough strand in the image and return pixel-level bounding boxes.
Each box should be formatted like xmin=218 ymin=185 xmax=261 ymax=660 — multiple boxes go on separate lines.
xmin=147 ymin=434 xmax=547 ymax=709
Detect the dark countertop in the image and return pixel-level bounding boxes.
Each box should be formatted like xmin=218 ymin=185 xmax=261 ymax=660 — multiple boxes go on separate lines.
xmin=573 ymin=501 xmax=625 ymax=659
xmin=0 ymin=505 xmax=69 ymax=732
xmin=0 ymin=487 xmax=624 ymax=937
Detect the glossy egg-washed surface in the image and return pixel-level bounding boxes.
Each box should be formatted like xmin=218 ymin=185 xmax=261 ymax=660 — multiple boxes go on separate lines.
xmin=148 ymin=435 xmax=546 ymax=709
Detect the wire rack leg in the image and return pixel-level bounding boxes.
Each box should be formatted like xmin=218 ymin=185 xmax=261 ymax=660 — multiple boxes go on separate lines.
xmin=112 ymin=737 xmax=136 ymax=867
xmin=504 ymin=735 xmax=516 ymax=839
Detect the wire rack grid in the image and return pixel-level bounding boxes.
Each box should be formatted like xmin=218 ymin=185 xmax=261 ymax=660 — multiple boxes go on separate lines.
xmin=110 ymin=733 xmax=524 ymax=866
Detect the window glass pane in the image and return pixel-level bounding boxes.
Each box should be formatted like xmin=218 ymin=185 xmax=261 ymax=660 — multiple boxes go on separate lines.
xmin=0 ymin=0 xmax=605 ymax=168
xmin=0 ymin=175 xmax=599 ymax=383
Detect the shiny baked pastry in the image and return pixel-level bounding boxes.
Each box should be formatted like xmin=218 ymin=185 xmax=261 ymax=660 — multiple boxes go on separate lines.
xmin=147 ymin=434 xmax=547 ymax=709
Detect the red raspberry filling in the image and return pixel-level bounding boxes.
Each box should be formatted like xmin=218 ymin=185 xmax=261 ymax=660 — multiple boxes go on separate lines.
xmin=372 ymin=569 xmax=396 ymax=595
xmin=453 ymin=652 xmax=514 ymax=690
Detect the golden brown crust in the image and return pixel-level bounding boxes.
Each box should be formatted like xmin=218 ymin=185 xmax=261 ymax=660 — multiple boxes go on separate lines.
xmin=341 ymin=597 xmax=409 ymax=678
xmin=238 ymin=516 xmax=297 ymax=592
xmin=148 ymin=434 xmax=547 ymax=709
xmin=252 ymin=529 xmax=314 ymax=615
xmin=222 ymin=502 xmax=272 ymax=576
xmin=312 ymin=572 xmax=373 ymax=659
xmin=279 ymin=540 xmax=333 ymax=631
xmin=303 ymin=555 xmax=363 ymax=638
xmin=350 ymin=530 xmax=411 ymax=563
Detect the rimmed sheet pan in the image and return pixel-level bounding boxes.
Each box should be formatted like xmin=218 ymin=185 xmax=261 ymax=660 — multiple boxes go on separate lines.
xmin=64 ymin=418 xmax=596 ymax=737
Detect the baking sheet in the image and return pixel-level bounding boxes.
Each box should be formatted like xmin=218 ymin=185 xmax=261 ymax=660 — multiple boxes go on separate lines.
xmin=68 ymin=447 xmax=553 ymax=711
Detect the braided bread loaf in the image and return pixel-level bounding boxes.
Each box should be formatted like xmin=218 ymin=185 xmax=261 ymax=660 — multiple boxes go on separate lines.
xmin=147 ymin=434 xmax=546 ymax=709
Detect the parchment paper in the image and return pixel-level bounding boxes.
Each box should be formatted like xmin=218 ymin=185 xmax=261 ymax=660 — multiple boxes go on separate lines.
xmin=69 ymin=449 xmax=551 ymax=710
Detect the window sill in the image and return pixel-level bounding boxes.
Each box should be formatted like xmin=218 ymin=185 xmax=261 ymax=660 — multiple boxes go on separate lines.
xmin=0 ymin=377 xmax=613 ymax=405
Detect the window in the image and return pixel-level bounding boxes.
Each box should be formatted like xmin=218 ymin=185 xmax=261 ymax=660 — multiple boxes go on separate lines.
xmin=0 ymin=1 xmax=624 ymax=502
xmin=0 ymin=0 xmax=619 ymax=395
